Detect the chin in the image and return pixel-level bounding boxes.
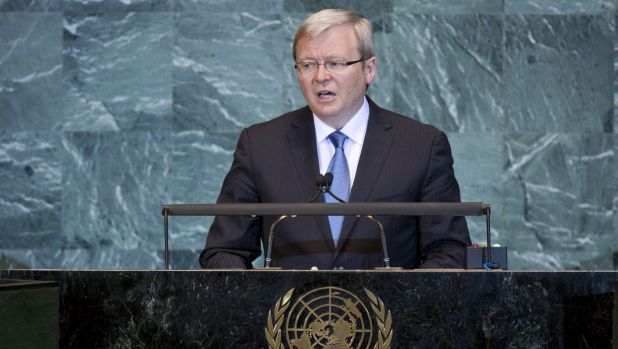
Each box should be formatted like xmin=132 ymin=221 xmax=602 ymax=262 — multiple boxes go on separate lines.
xmin=315 ymin=109 xmax=340 ymax=120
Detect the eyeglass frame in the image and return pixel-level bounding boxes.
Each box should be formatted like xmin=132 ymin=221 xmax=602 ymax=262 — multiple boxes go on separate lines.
xmin=294 ymin=57 xmax=372 ymax=74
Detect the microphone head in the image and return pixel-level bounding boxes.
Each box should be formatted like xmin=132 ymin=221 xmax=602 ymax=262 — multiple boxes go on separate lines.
xmin=323 ymin=172 xmax=334 ymax=186
xmin=315 ymin=173 xmax=325 ymax=185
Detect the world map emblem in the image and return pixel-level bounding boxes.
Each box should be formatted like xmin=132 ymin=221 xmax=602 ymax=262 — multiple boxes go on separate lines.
xmin=265 ymin=286 xmax=393 ymax=349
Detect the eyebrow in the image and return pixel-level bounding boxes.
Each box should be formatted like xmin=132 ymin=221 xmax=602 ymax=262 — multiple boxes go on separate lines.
xmin=297 ymin=55 xmax=348 ymax=61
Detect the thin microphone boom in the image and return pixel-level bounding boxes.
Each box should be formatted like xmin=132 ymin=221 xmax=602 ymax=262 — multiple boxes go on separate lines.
xmin=363 ymin=215 xmax=396 ymax=269
xmin=264 ymin=215 xmax=289 ymax=268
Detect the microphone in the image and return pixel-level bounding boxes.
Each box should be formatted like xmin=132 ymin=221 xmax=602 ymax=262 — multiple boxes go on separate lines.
xmin=309 ymin=173 xmax=331 ymax=202
xmin=321 ymin=172 xmax=345 ymax=203
xmin=320 ymin=173 xmax=333 ymax=187
xmin=322 ymin=172 xmax=333 ymax=188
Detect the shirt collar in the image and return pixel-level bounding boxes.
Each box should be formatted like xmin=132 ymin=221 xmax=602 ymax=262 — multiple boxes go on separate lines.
xmin=313 ymin=96 xmax=370 ymax=146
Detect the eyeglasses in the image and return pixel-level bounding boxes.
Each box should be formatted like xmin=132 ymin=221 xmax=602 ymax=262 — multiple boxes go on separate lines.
xmin=294 ymin=57 xmax=370 ymax=74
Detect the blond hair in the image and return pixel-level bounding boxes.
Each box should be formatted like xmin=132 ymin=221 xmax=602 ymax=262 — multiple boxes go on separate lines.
xmin=293 ymin=9 xmax=374 ymax=61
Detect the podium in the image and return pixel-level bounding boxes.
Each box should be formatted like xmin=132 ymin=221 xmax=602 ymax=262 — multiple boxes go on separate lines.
xmin=0 ymin=279 xmax=59 ymax=349
xmin=0 ymin=269 xmax=614 ymax=348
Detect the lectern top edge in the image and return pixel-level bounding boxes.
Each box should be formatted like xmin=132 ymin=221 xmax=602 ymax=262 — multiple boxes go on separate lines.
xmin=160 ymin=202 xmax=489 ymax=217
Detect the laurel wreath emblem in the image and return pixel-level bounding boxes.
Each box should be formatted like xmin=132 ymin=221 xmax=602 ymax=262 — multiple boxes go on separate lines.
xmin=265 ymin=288 xmax=294 ymax=349
xmin=364 ymin=288 xmax=393 ymax=349
xmin=265 ymin=287 xmax=392 ymax=349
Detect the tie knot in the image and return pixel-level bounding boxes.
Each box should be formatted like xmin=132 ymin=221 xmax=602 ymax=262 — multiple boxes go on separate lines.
xmin=328 ymin=131 xmax=348 ymax=149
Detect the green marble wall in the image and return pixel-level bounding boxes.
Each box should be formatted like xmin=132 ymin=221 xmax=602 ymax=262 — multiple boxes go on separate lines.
xmin=0 ymin=0 xmax=616 ymax=270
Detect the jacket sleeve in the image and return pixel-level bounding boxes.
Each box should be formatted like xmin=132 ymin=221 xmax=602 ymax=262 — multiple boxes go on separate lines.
xmin=417 ymin=131 xmax=471 ymax=269
xmin=199 ymin=128 xmax=263 ymax=269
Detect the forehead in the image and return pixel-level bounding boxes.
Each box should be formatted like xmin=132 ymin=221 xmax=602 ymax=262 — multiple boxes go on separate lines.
xmin=296 ymin=24 xmax=359 ymax=59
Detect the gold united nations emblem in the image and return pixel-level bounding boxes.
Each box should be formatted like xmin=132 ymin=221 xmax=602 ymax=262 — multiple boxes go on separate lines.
xmin=265 ymin=287 xmax=393 ymax=349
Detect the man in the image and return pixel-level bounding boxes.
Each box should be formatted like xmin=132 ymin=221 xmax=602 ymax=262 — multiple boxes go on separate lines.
xmin=199 ymin=9 xmax=470 ymax=270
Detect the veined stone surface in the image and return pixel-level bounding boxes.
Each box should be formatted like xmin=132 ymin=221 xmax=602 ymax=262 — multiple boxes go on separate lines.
xmin=62 ymin=12 xmax=173 ymax=131
xmin=0 ymin=132 xmax=62 ymax=250
xmin=59 ymin=132 xmax=172 ymax=268
xmin=173 ymin=12 xmax=287 ymax=132
xmin=391 ymin=14 xmax=504 ymax=132
xmin=504 ymin=15 xmax=613 ymax=132
xmin=502 ymin=133 xmax=614 ymax=269
xmin=0 ymin=13 xmax=63 ymax=131
xmin=0 ymin=0 xmax=60 ymax=11
xmin=395 ymin=0 xmax=503 ymax=14
xmin=505 ymin=0 xmax=614 ymax=14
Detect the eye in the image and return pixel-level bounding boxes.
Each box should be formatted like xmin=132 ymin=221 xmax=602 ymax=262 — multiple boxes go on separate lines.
xmin=326 ymin=61 xmax=347 ymax=70
xmin=298 ymin=61 xmax=317 ymax=70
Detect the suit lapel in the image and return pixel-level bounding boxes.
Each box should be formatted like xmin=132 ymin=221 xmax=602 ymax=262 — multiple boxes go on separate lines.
xmin=287 ymin=108 xmax=335 ymax=253
xmin=335 ymin=99 xmax=394 ymax=254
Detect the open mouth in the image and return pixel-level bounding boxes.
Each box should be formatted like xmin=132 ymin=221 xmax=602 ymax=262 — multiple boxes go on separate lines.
xmin=317 ymin=91 xmax=336 ymax=100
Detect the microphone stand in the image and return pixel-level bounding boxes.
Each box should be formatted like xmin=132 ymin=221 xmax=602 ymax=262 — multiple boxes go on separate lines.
xmin=264 ymin=215 xmax=292 ymax=269
xmin=362 ymin=215 xmax=399 ymax=269
xmin=263 ymin=173 xmax=399 ymax=269
xmin=320 ymin=173 xmax=397 ymax=269
xmin=265 ymin=174 xmax=329 ymax=269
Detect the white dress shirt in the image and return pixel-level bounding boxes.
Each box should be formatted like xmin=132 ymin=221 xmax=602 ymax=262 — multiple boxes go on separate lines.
xmin=313 ymin=97 xmax=370 ymax=188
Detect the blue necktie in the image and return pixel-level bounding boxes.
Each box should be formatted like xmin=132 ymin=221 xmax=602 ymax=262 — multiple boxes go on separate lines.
xmin=325 ymin=131 xmax=350 ymax=246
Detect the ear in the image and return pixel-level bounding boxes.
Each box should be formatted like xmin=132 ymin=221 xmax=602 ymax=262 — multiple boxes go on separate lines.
xmin=364 ymin=56 xmax=377 ymax=86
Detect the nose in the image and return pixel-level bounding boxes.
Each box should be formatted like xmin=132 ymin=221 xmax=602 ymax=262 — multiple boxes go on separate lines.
xmin=315 ymin=63 xmax=331 ymax=82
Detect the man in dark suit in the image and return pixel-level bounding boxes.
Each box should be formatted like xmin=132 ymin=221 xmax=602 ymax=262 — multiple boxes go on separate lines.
xmin=199 ymin=9 xmax=470 ymax=270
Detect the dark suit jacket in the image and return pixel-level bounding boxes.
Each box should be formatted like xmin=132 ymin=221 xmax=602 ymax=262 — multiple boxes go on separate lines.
xmin=199 ymin=97 xmax=470 ymax=270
